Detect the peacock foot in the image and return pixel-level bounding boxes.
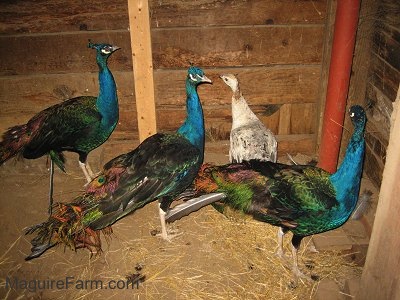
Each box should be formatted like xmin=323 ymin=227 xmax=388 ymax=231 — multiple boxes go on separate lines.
xmin=151 ymin=227 xmax=183 ymax=242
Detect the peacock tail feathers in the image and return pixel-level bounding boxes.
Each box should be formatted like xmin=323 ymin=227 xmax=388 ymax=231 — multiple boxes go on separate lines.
xmin=25 ymin=194 xmax=113 ymax=260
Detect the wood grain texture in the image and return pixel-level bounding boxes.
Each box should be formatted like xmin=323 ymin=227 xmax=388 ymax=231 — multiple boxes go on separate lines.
xmin=150 ymin=0 xmax=326 ymax=27
xmin=0 ymin=25 xmax=323 ymax=74
xmin=128 ymin=0 xmax=157 ymax=141
xmin=358 ymin=88 xmax=400 ymax=300
xmin=152 ymin=26 xmax=324 ymax=68
xmin=0 ymin=0 xmax=326 ymax=35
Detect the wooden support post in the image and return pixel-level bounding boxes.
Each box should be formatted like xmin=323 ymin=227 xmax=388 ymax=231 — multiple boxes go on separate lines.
xmin=357 ymin=87 xmax=400 ymax=299
xmin=128 ymin=0 xmax=157 ymax=142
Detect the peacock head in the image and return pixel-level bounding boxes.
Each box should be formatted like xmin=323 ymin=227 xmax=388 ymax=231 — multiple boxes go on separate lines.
xmin=349 ymin=105 xmax=366 ymax=128
xmin=219 ymin=74 xmax=239 ymax=93
xmin=88 ymin=40 xmax=120 ymax=58
xmin=187 ymin=66 xmax=212 ymax=86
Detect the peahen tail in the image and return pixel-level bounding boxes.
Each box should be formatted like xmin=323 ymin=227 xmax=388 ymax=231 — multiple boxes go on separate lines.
xmin=25 ymin=197 xmax=112 ymax=260
xmin=0 ymin=124 xmax=31 ymax=164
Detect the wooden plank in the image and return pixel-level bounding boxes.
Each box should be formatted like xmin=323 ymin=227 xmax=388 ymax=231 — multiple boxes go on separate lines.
xmin=0 ymin=65 xmax=320 ymax=115
xmin=0 ymin=0 xmax=327 ymax=35
xmin=128 ymin=0 xmax=157 ymax=141
xmin=358 ymin=86 xmax=400 ymax=300
xmin=0 ymin=0 xmax=128 ymax=34
xmin=278 ymin=104 xmax=291 ymax=134
xmin=316 ymin=0 xmax=337 ymax=152
xmin=291 ymin=103 xmax=316 ymax=134
xmin=155 ymin=66 xmax=321 ymax=106
xmin=370 ymin=54 xmax=400 ymax=102
xmin=149 ymin=0 xmax=327 ymax=27
xmin=0 ymin=33 xmax=132 ymax=76
xmin=152 ymin=26 xmax=324 ymax=68
xmin=0 ymin=25 xmax=323 ymax=74
xmin=341 ymin=0 xmax=378 ymax=159
xmin=373 ymin=26 xmax=400 ymax=72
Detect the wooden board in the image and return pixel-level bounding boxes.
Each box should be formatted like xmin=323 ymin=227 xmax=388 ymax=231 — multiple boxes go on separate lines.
xmin=128 ymin=0 xmax=157 ymax=141
xmin=152 ymin=26 xmax=324 ymax=68
xmin=0 ymin=26 xmax=323 ymax=75
xmin=0 ymin=0 xmax=326 ymax=34
xmin=358 ymin=88 xmax=400 ymax=299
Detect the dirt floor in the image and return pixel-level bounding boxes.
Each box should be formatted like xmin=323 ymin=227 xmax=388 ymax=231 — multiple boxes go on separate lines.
xmin=0 ymin=141 xmax=378 ymax=299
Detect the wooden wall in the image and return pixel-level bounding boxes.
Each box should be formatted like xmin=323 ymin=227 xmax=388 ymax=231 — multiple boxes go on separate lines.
xmin=345 ymin=0 xmax=400 ymax=187
xmin=0 ymin=0 xmax=328 ymax=159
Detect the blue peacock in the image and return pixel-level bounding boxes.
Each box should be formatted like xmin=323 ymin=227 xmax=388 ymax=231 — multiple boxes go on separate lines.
xmin=166 ymin=105 xmax=367 ymax=283
xmin=0 ymin=41 xmax=120 ymax=213
xmin=24 ymin=66 xmax=211 ymax=260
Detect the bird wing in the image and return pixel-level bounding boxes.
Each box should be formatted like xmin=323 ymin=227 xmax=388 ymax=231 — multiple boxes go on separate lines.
xmin=84 ymin=133 xmax=202 ymax=229
xmin=230 ymin=122 xmax=277 ymax=163
xmin=247 ymin=160 xmax=338 ymax=226
xmin=23 ymin=96 xmax=101 ymax=157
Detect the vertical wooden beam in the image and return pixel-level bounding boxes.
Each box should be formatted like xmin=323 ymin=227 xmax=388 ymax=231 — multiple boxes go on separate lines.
xmin=128 ymin=0 xmax=157 ymax=142
xmin=316 ymin=0 xmax=337 ymax=154
xmin=357 ymin=86 xmax=400 ymax=300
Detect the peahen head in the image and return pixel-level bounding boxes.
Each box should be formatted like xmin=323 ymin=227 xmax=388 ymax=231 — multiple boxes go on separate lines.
xmin=187 ymin=66 xmax=212 ymax=86
xmin=220 ymin=74 xmax=239 ymax=93
xmin=88 ymin=40 xmax=120 ymax=59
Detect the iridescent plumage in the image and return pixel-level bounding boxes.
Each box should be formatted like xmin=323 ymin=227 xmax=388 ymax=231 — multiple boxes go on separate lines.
xmin=25 ymin=66 xmax=211 ymax=259
xmin=0 ymin=41 xmax=120 ymax=213
xmin=167 ymin=105 xmax=367 ymax=284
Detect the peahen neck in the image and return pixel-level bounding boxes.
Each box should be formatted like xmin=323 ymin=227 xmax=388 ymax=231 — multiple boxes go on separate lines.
xmin=231 ymin=91 xmax=259 ymax=129
xmin=96 ymin=54 xmax=118 ymax=127
xmin=177 ymin=80 xmax=205 ymax=157
xmin=330 ymin=122 xmax=366 ymax=211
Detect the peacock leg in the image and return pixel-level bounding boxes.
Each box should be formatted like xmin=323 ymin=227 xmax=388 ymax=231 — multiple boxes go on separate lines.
xmin=158 ymin=203 xmax=170 ymax=242
xmin=79 ymin=161 xmax=93 ymax=183
xmin=157 ymin=203 xmax=182 ymax=242
xmin=48 ymin=159 xmax=55 ymax=215
xmin=289 ymin=235 xmax=312 ymax=287
xmin=275 ymin=227 xmax=287 ymax=259
xmin=85 ymin=162 xmax=95 ymax=179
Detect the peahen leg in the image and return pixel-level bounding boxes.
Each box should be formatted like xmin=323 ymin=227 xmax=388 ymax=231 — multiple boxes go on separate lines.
xmin=48 ymin=159 xmax=54 ymax=215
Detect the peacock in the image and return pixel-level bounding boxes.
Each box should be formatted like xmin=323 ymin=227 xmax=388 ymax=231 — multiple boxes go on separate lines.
xmin=25 ymin=66 xmax=211 ymax=260
xmin=166 ymin=105 xmax=367 ymax=284
xmin=220 ymin=74 xmax=277 ymax=163
xmin=0 ymin=41 xmax=120 ymax=214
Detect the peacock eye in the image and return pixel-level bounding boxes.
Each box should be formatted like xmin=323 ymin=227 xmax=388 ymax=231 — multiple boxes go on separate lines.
xmin=189 ymin=73 xmax=197 ymax=81
xmin=350 ymin=112 xmax=355 ymax=117
xmin=101 ymin=47 xmax=111 ymax=54
xmin=97 ymin=176 xmax=105 ymax=184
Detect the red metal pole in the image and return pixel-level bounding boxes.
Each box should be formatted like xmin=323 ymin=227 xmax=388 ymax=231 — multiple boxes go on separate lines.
xmin=318 ymin=0 xmax=361 ymax=173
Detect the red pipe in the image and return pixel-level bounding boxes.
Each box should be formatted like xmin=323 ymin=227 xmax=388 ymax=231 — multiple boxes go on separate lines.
xmin=318 ymin=0 xmax=361 ymax=173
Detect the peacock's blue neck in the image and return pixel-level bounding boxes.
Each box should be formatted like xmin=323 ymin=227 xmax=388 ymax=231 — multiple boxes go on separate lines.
xmin=177 ymin=81 xmax=205 ymax=158
xmin=96 ymin=55 xmax=119 ymax=128
xmin=330 ymin=124 xmax=365 ymax=213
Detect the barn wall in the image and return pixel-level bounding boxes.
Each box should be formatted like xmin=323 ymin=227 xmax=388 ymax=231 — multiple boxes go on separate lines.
xmin=344 ymin=0 xmax=400 ymax=187
xmin=0 ymin=0 xmax=328 ymax=160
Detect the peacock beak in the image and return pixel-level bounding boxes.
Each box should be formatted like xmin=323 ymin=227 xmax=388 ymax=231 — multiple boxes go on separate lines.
xmin=201 ymin=75 xmax=212 ymax=84
xmin=111 ymin=46 xmax=121 ymax=52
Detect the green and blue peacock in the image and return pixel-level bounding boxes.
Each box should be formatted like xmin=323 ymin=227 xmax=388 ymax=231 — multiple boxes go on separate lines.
xmin=166 ymin=105 xmax=367 ymax=283
xmin=0 ymin=41 xmax=120 ymax=213
xmin=25 ymin=66 xmax=211 ymax=260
